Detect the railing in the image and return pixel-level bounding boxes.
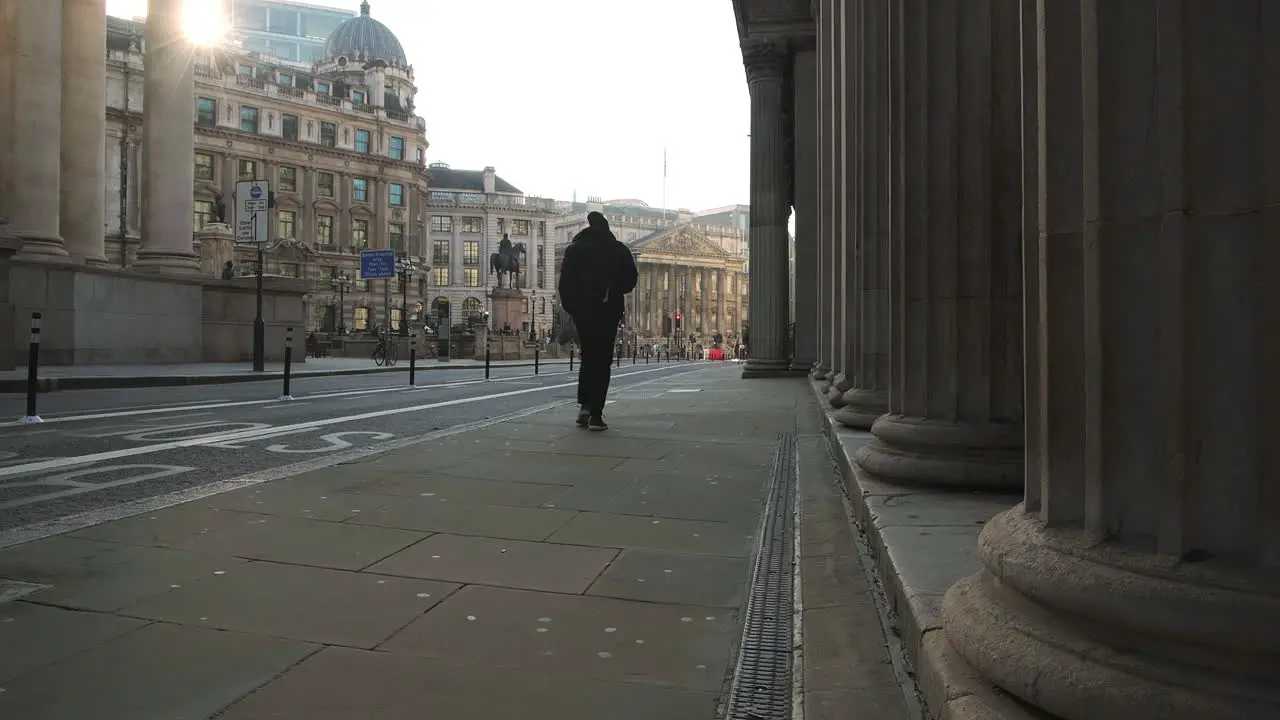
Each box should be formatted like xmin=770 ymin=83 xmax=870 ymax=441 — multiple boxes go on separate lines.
xmin=277 ymin=85 xmax=304 ymax=99
xmin=425 ymin=191 xmax=559 ymax=211
xmin=317 ymin=95 xmax=343 ymax=106
xmin=235 ymin=74 xmax=265 ymax=90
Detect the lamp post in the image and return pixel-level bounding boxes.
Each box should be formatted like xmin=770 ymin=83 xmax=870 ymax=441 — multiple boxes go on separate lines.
xmin=330 ymin=271 xmax=352 ymax=335
xmin=529 ymin=289 xmax=538 ymax=342
xmin=396 ymin=257 xmax=415 ymax=337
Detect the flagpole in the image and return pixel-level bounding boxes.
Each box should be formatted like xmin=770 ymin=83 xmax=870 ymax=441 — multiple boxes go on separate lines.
xmin=662 ymin=146 xmax=667 ymax=221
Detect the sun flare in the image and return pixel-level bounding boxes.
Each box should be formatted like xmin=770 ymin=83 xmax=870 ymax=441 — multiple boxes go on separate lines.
xmin=182 ymin=0 xmax=227 ymax=47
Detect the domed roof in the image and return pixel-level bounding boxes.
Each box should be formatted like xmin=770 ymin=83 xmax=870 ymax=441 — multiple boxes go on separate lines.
xmin=322 ymin=2 xmax=408 ymax=67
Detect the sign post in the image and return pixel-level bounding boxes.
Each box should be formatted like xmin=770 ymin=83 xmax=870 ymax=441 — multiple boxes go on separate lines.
xmin=236 ymin=179 xmax=271 ymax=371
xmin=359 ymin=249 xmax=397 ymax=332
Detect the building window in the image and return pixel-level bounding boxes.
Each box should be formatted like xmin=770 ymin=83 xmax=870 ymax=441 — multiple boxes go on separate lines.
xmin=316 ymin=81 xmax=331 ymax=95
xmin=352 ymin=218 xmax=369 ymax=249
xmin=317 ymin=172 xmax=334 ymax=197
xmin=320 ymin=121 xmax=336 ymax=147
xmin=352 ymin=178 xmax=369 ymax=203
xmin=196 ymin=97 xmax=216 ymax=126
xmin=354 ymin=129 xmax=371 ymax=153
xmin=389 ymin=222 xmax=405 ymax=253
xmin=279 ymin=262 xmax=299 ymax=278
xmin=354 ymin=306 xmax=369 ymax=330
xmin=461 ymin=216 xmax=483 ymax=233
xmin=352 ymin=90 xmax=366 ymax=104
xmin=463 ymin=240 xmax=479 ymax=265
xmin=511 ymin=219 xmax=531 ymax=236
xmin=238 ymin=159 xmax=257 ymax=180
xmin=538 ymin=221 xmax=546 ymax=238
xmin=237 ymin=63 xmax=253 ymax=76
xmin=432 ymin=238 xmax=449 ymax=265
xmin=389 ymin=136 xmax=405 ymax=160
xmin=356 ymin=279 xmax=370 ymax=292
xmin=279 ymin=166 xmax=297 ymax=192
xmin=277 ymin=210 xmax=296 ymax=239
xmin=416 ymin=148 xmax=425 ymax=165
xmin=390 ymin=307 xmax=403 ymax=331
xmin=430 ymin=215 xmax=452 ymax=233
xmin=537 ymin=270 xmax=546 ymax=289
xmin=194 ymin=152 xmax=215 ymax=181
xmin=278 ymin=73 xmax=294 ymax=86
xmin=389 ymin=183 xmax=404 ymax=206
xmin=282 ymin=113 xmax=299 ymax=141
xmin=316 ymin=214 xmax=333 ymax=244
xmin=239 ymin=106 xmax=259 ymax=132
xmin=433 ymin=267 xmax=449 ymax=287
xmin=464 ymin=268 xmax=479 ymax=287
xmin=194 ymin=200 xmax=214 ymax=230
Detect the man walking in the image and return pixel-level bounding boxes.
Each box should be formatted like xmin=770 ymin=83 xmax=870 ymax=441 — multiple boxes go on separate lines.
xmin=558 ymin=211 xmax=638 ymax=431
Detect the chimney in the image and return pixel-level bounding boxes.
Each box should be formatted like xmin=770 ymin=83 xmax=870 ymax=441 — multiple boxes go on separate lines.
xmin=482 ymin=166 xmax=496 ymax=194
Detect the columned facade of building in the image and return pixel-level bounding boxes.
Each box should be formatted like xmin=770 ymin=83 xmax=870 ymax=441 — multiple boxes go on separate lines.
xmin=736 ymin=0 xmax=1280 ymax=718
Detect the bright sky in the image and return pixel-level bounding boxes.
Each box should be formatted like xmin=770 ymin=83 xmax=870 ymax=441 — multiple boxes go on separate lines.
xmin=104 ymin=0 xmax=752 ymax=213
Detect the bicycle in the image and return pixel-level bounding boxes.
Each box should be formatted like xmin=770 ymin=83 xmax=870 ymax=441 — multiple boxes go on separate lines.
xmin=372 ymin=332 xmax=399 ymax=366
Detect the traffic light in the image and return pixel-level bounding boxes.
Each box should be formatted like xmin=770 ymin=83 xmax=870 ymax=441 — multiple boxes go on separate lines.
xmin=675 ymin=313 xmax=682 ymax=329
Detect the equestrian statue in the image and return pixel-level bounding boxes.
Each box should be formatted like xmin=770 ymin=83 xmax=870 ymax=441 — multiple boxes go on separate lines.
xmin=489 ymin=233 xmax=527 ymax=288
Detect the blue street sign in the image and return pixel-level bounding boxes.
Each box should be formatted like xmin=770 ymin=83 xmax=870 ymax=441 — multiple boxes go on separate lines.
xmin=249 ymin=185 xmax=262 ymax=200
xmin=359 ymin=248 xmax=397 ymax=280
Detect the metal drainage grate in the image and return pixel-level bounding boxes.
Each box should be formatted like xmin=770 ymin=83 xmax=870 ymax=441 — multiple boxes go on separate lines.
xmin=724 ymin=433 xmax=797 ymax=720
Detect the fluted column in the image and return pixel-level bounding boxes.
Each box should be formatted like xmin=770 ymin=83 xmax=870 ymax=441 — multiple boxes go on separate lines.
xmin=716 ymin=268 xmax=726 ymax=338
xmin=742 ymin=38 xmax=793 ymax=377
xmin=854 ymin=0 xmax=1024 ymax=490
xmin=945 ymin=4 xmax=1280 ymax=718
xmin=648 ymin=264 xmax=658 ymax=335
xmin=791 ymin=45 xmax=818 ymax=371
xmin=6 ymin=0 xmax=68 ymax=257
xmin=827 ymin=0 xmax=856 ymax=405
xmin=814 ymin=0 xmax=835 ymax=380
xmin=60 ymin=0 xmax=107 ymax=263
xmin=835 ymin=0 xmax=890 ymax=429
xmin=134 ymin=0 xmax=199 ymax=273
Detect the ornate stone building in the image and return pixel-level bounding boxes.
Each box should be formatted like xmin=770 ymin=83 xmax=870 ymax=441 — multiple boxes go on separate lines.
xmin=104 ymin=1 xmax=431 ymax=334
xmin=734 ymin=1 xmax=1279 ymax=719
xmin=422 ymin=163 xmax=561 ymax=336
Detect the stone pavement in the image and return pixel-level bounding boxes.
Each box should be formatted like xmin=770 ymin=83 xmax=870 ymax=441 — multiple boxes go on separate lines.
xmin=0 ymin=364 xmax=913 ymax=719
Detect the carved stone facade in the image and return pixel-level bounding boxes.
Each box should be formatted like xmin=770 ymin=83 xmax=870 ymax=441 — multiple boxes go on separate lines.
xmin=628 ymin=225 xmax=747 ymax=346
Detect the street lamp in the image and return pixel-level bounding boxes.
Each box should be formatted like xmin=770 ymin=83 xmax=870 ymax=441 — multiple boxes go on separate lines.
xmin=396 ymin=257 xmax=415 ymax=337
xmin=330 ymin=271 xmax=352 ymax=335
xmin=529 ymin=289 xmax=537 ymax=342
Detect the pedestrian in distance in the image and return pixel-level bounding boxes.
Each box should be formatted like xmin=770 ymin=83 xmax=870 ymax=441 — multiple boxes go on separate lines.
xmin=557 ymin=211 xmax=638 ymax=431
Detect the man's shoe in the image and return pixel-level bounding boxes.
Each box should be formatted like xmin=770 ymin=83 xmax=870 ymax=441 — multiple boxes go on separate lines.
xmin=588 ymin=415 xmax=608 ymax=431
xmin=576 ymin=406 xmax=590 ymax=428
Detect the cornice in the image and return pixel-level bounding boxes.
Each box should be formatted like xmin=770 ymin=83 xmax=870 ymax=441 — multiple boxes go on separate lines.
xmin=741 ymin=38 xmax=789 ymax=82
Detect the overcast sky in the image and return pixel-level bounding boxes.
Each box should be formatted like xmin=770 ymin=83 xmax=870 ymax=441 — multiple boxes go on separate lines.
xmin=104 ymin=0 xmax=752 ymax=213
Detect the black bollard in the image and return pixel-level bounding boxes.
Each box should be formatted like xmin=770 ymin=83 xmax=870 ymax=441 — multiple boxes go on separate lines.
xmin=615 ymin=345 xmax=621 ymax=368
xmin=569 ymin=348 xmax=575 ymax=372
xmin=485 ymin=341 xmax=491 ymax=380
xmin=409 ymin=332 xmax=417 ymax=386
xmin=534 ymin=347 xmax=540 ymax=375
xmin=279 ymin=327 xmax=295 ymax=400
xmin=19 ymin=312 xmax=42 ymax=424
xmin=632 ymin=348 xmax=636 ymax=365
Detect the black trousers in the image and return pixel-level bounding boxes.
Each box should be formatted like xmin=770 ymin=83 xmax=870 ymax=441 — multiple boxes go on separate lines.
xmin=575 ymin=316 xmax=619 ymax=414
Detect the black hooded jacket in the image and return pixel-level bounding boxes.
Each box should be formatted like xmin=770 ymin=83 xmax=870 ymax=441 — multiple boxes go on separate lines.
xmin=557 ymin=212 xmax=638 ymax=323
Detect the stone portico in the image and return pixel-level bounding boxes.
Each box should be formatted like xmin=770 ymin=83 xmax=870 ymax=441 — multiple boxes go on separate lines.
xmin=733 ymin=1 xmax=1280 ymax=718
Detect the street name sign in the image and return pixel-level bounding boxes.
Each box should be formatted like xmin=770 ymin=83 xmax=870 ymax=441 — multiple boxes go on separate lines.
xmin=235 ymin=179 xmax=270 ymax=244
xmin=359 ymin=248 xmax=397 ymax=280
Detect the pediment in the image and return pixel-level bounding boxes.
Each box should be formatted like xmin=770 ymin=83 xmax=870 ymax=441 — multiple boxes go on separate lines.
xmin=633 ymin=226 xmax=731 ymax=258
xmin=313 ymin=198 xmax=341 ymax=212
xmin=275 ymin=193 xmax=301 ymax=210
xmin=350 ymin=204 xmax=376 ymax=218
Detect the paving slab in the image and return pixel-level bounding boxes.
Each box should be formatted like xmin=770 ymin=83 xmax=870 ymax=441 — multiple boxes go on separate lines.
xmin=345 ymin=496 xmax=577 ymax=540
xmin=218 ymin=645 xmax=720 ymax=720
xmin=0 ymin=535 xmax=249 ymax=612
xmin=486 ymin=435 xmax=672 ymax=460
xmin=0 ymin=602 xmax=147 ymax=682
xmin=344 ymin=473 xmax=570 ymax=506
xmin=431 ymin=449 xmax=626 ymax=484
xmin=0 ymin=622 xmax=316 ymax=720
xmin=586 ymin=549 xmax=750 ymax=607
xmin=379 ymin=585 xmax=736 ymax=691
xmin=199 ymin=483 xmax=395 ymax=522
xmin=367 ymin=533 xmax=618 ymax=593
xmin=547 ymin=512 xmax=755 ymax=557
xmin=70 ymin=505 xmax=427 ymax=571
xmin=119 ymin=561 xmax=459 ymax=648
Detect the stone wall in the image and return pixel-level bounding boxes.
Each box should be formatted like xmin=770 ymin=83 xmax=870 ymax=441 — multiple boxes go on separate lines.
xmin=201 ymin=278 xmax=309 ymax=363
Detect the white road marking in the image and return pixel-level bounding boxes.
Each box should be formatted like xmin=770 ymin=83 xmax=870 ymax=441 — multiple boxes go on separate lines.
xmin=0 ymin=365 xmax=681 ymax=479
xmin=264 ymin=431 xmax=395 ymax=454
xmin=0 ymin=465 xmax=195 ymax=510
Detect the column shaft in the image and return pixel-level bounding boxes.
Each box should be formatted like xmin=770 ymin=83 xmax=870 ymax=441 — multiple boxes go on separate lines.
xmin=828 ymin=0 xmax=856 ymax=404
xmin=742 ymin=38 xmax=793 ymax=377
xmin=8 ymin=0 xmax=67 ymax=256
xmin=61 ymin=0 xmax=108 ymax=263
xmin=813 ymin=0 xmax=830 ymax=378
xmin=945 ymin=3 xmax=1280 ymax=718
xmin=855 ymin=0 xmax=1024 ymax=490
xmin=135 ymin=0 xmax=199 ymax=273
xmin=792 ymin=47 xmax=819 ymax=371
xmin=716 ymin=268 xmax=726 ymax=338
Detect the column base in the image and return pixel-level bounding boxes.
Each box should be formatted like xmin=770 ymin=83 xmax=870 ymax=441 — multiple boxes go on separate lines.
xmin=943 ymin=508 xmax=1280 ymax=720
xmin=854 ymin=413 xmax=1023 ymax=490
xmin=133 ymin=248 xmax=202 ymax=275
xmin=825 ymin=372 xmax=851 ymax=407
xmin=13 ymin=230 xmax=70 ymax=260
xmin=741 ymin=357 xmax=793 ymax=378
xmin=833 ymin=387 xmax=888 ymax=430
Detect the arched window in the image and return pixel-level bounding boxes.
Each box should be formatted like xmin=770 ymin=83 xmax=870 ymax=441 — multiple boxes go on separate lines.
xmin=462 ymin=297 xmax=481 ymax=317
xmin=354 ymin=307 xmax=370 ymax=330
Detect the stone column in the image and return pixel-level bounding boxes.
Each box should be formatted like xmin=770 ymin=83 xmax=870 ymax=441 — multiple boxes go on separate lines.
xmin=945 ymin=4 xmax=1280 ymax=718
xmin=741 ymin=38 xmax=793 ymax=377
xmin=791 ymin=46 xmax=818 ymax=371
xmin=813 ymin=0 xmax=833 ymax=379
xmin=60 ymin=0 xmax=107 ymax=263
xmin=134 ymin=0 xmax=200 ymax=273
xmin=835 ymin=0 xmax=890 ymax=429
xmin=854 ymin=0 xmax=1024 ymax=490
xmin=6 ymin=0 xmax=68 ymax=257
xmin=716 ymin=268 xmax=726 ymax=338
xmin=827 ymin=0 xmax=858 ymax=406
xmin=699 ymin=268 xmax=710 ymax=338
xmin=300 ymin=167 xmax=315 ymax=246
xmin=648 ymin=264 xmax=659 ymax=335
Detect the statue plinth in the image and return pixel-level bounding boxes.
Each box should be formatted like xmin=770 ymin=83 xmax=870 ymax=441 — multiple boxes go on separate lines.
xmin=488 ymin=286 xmax=524 ymax=332
xmin=195 ymin=223 xmax=235 ymax=278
